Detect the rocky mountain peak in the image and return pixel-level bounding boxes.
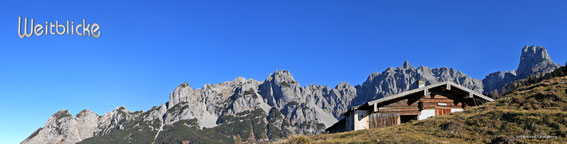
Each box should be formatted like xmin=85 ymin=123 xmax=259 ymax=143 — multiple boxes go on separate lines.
xmin=483 ymin=45 xmax=561 ymax=97
xmin=270 ymin=70 xmax=295 ymax=80
xmin=335 ymin=81 xmax=352 ymax=89
xmin=52 ymin=110 xmax=72 ymax=120
xmin=356 ymin=62 xmax=483 ymax=107
xmin=517 ymin=45 xmax=561 ymax=77
xmin=522 ymin=45 xmax=550 ymax=59
xmin=399 ymin=61 xmax=415 ymax=70
xmin=115 ymin=106 xmax=129 ymax=112
xmin=234 ymin=76 xmax=247 ymax=83
xmin=179 ymin=82 xmax=190 ymax=88
xmin=76 ymin=109 xmax=97 ymax=118
xmin=265 ymin=70 xmax=299 ymax=88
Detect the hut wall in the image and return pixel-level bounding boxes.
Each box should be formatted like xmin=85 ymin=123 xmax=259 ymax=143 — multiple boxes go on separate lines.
xmin=354 ymin=110 xmax=369 ymax=130
xmin=369 ymin=113 xmax=400 ymax=128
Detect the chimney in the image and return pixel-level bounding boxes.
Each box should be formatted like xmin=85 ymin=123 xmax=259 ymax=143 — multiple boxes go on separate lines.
xmin=418 ymin=80 xmax=425 ymax=88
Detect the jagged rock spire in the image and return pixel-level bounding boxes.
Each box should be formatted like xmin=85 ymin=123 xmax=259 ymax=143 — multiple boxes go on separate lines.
xmin=517 ymin=45 xmax=560 ymax=77
xmin=483 ymin=45 xmax=561 ymax=96
xmin=400 ymin=60 xmax=414 ymax=69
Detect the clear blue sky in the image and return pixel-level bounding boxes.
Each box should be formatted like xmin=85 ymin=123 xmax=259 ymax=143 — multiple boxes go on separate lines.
xmin=1 ymin=0 xmax=566 ymax=143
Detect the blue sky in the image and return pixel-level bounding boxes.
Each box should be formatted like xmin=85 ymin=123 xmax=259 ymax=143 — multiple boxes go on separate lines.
xmin=1 ymin=0 xmax=566 ymax=143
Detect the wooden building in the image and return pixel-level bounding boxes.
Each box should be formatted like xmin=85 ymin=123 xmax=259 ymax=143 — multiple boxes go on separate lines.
xmin=325 ymin=81 xmax=494 ymax=133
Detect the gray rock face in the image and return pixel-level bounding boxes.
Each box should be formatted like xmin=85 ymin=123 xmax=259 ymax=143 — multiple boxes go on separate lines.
xmin=74 ymin=110 xmax=99 ymax=140
xmin=256 ymin=70 xmax=341 ymax=132
xmin=165 ymin=82 xmax=219 ymax=128
xmin=482 ymin=46 xmax=561 ymax=95
xmin=96 ymin=107 xmax=140 ymax=135
xmin=21 ymin=110 xmax=102 ymax=144
xmin=482 ymin=71 xmax=517 ymax=95
xmin=517 ymin=46 xmax=560 ymax=77
xmin=22 ymin=107 xmax=165 ymax=144
xmin=355 ymin=61 xmax=483 ymax=106
xmin=306 ymin=81 xmax=357 ymax=119
xmin=22 ymin=110 xmax=82 ymax=144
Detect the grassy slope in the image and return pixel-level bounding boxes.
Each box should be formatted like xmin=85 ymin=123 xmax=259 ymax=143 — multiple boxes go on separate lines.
xmin=287 ymin=76 xmax=567 ymax=144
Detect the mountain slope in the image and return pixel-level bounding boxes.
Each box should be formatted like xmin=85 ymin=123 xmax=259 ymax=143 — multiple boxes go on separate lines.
xmin=290 ymin=66 xmax=567 ymax=143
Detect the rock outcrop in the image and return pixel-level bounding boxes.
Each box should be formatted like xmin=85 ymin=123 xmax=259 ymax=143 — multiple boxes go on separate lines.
xmin=517 ymin=45 xmax=560 ymax=77
xmin=22 ymin=110 xmax=82 ymax=144
xmin=355 ymin=61 xmax=483 ymax=106
xmin=483 ymin=46 xmax=561 ymax=96
xmin=22 ymin=107 xmax=166 ymax=144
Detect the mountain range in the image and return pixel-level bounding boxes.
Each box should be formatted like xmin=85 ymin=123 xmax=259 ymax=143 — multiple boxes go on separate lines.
xmin=22 ymin=45 xmax=562 ymax=144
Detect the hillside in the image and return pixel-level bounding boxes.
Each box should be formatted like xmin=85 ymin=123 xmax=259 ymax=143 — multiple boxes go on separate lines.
xmin=287 ymin=67 xmax=567 ymax=143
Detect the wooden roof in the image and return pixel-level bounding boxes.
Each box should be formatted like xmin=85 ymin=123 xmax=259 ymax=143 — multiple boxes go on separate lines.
xmin=367 ymin=81 xmax=494 ymax=106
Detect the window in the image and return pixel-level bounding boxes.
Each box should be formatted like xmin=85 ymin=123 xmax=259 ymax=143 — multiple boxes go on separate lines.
xmin=400 ymin=115 xmax=418 ymax=123
xmin=435 ymin=108 xmax=451 ymax=116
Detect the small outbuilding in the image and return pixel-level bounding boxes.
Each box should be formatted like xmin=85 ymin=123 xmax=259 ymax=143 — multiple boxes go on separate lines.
xmin=325 ymin=81 xmax=494 ymax=133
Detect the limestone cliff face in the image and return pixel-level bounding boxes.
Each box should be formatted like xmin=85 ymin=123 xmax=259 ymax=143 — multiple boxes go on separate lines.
xmin=517 ymin=46 xmax=560 ymax=77
xmin=355 ymin=61 xmax=483 ymax=106
xmin=21 ymin=108 xmax=143 ymax=144
xmin=22 ymin=110 xmax=81 ymax=144
xmin=483 ymin=46 xmax=561 ymax=96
